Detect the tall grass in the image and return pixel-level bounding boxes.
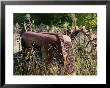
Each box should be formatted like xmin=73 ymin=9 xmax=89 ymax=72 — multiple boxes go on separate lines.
xmin=13 ymin=26 xmax=97 ymax=75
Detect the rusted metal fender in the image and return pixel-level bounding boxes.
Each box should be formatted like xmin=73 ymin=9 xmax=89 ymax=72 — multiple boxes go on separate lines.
xmin=21 ymin=31 xmax=71 ymax=47
xmin=21 ymin=31 xmax=73 ymax=74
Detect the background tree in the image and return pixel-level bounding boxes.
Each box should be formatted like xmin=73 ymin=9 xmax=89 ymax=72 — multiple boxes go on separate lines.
xmin=14 ymin=13 xmax=97 ymax=31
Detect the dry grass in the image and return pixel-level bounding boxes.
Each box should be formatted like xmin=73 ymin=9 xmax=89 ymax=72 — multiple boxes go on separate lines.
xmin=13 ymin=31 xmax=97 ymax=75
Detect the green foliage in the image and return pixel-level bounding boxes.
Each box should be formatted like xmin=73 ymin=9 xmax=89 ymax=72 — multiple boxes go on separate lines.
xmin=14 ymin=13 xmax=97 ymax=30
xmin=75 ymin=13 xmax=97 ymax=29
xmin=14 ymin=13 xmax=72 ymax=28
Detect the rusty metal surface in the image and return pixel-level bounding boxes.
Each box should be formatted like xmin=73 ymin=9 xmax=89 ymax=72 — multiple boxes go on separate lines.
xmin=22 ymin=32 xmax=74 ymax=74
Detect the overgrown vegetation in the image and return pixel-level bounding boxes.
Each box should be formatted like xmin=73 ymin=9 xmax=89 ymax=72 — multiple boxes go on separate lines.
xmin=13 ymin=13 xmax=97 ymax=75
xmin=14 ymin=13 xmax=97 ymax=30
